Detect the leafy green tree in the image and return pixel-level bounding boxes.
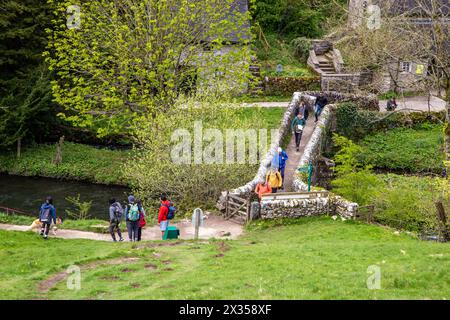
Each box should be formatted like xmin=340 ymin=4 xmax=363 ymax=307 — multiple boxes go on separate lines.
xmin=331 ymin=134 xmax=380 ymax=205
xmin=46 ymin=0 xmax=252 ymax=138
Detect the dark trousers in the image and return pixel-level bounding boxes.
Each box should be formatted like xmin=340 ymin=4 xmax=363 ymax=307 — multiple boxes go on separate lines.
xmin=315 ymin=105 xmax=324 ymax=121
xmin=279 ymin=167 xmax=285 ymax=188
xmin=294 ymin=132 xmax=303 ymax=148
xmin=109 ymin=220 xmax=122 ymax=241
xmin=137 ymin=227 xmax=142 ymax=241
xmin=40 ymin=222 xmax=50 ymax=236
xmin=126 ymin=221 xmax=139 ymax=241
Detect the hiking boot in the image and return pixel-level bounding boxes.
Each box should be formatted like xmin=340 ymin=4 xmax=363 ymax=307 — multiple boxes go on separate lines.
xmin=119 ymin=238 xmax=124 ymax=242
xmin=296 ymin=147 xmax=299 ymax=152
xmin=44 ymin=236 xmax=48 ymax=240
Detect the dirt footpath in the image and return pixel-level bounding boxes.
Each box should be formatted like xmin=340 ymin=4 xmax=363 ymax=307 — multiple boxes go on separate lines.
xmin=0 ymin=214 xmax=243 ymax=242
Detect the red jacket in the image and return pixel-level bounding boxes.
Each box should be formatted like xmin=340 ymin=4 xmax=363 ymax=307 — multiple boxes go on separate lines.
xmin=158 ymin=200 xmax=170 ymax=223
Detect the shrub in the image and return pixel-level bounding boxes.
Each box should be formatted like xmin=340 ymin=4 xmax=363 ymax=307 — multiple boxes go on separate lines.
xmin=290 ymin=37 xmax=312 ymax=62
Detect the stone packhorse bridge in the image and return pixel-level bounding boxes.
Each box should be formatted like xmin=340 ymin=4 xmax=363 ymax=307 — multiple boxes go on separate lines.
xmin=217 ymin=91 xmax=379 ymax=223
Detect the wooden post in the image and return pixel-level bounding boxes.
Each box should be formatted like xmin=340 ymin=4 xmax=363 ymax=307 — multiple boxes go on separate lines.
xmin=225 ymin=191 xmax=229 ymax=219
xmin=435 ymin=201 xmax=450 ymax=242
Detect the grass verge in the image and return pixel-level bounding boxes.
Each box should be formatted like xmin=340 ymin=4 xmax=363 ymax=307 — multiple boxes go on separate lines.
xmin=1 ymin=217 xmax=449 ymax=300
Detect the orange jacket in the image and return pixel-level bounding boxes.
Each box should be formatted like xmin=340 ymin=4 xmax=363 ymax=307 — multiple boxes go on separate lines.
xmin=255 ymin=183 xmax=272 ymax=199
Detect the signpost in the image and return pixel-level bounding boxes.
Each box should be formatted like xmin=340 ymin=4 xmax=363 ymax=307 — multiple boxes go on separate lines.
xmin=276 ymin=64 xmax=283 ymax=75
xmin=297 ymin=161 xmax=313 ymax=192
xmin=192 ymin=208 xmax=204 ymax=240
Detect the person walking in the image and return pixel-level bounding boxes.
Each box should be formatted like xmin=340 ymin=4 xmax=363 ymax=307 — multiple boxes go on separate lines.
xmin=255 ymin=181 xmax=272 ymax=200
xmin=295 ymin=100 xmax=309 ymax=120
xmin=291 ymin=113 xmax=306 ymax=152
xmin=109 ymin=198 xmax=124 ymax=242
xmin=39 ymin=196 xmax=57 ymax=240
xmin=158 ymin=194 xmax=171 ymax=239
xmin=314 ymin=92 xmax=328 ymax=122
xmin=277 ymin=147 xmax=288 ymax=189
xmin=386 ymin=97 xmax=397 ymax=111
xmin=137 ymin=199 xmax=146 ymax=242
xmin=124 ymin=195 xmax=140 ymax=242
xmin=266 ymin=167 xmax=282 ymax=194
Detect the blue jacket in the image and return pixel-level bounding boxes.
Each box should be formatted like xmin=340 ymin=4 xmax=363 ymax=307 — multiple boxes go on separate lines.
xmin=278 ymin=151 xmax=288 ymax=170
xmin=39 ymin=203 xmax=56 ymax=224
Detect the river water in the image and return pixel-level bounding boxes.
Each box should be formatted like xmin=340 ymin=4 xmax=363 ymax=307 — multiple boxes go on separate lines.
xmin=0 ymin=174 xmax=130 ymax=220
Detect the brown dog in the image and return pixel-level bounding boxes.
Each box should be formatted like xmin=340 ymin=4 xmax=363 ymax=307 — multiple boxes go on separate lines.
xmin=28 ymin=218 xmax=63 ymax=235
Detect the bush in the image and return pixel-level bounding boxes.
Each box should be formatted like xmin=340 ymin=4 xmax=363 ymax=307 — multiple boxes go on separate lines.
xmin=290 ymin=37 xmax=312 ymax=62
xmin=123 ymin=96 xmax=276 ymax=214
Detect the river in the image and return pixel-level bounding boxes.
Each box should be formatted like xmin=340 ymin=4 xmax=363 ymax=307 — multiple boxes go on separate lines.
xmin=0 ymin=174 xmax=130 ymax=220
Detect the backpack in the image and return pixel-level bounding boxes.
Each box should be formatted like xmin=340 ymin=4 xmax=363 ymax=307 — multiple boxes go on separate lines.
xmin=39 ymin=207 xmax=51 ymax=222
xmin=112 ymin=203 xmax=123 ymax=221
xmin=127 ymin=203 xmax=140 ymax=221
xmin=162 ymin=203 xmax=176 ymax=220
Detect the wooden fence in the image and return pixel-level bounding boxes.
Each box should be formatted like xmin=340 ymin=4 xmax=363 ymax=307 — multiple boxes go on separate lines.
xmin=224 ymin=192 xmax=251 ymax=225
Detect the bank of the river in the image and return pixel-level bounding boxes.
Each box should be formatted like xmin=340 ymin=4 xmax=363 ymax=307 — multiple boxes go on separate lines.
xmin=0 ymin=142 xmax=129 ymax=186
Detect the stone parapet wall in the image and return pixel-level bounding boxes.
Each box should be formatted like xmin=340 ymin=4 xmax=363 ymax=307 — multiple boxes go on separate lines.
xmin=216 ymin=92 xmax=301 ymax=210
xmin=260 ymin=197 xmax=330 ymax=219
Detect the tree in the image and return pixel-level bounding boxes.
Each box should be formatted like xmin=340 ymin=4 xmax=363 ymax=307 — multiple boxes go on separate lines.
xmin=0 ymin=0 xmax=56 ymax=149
xmin=331 ymin=134 xmax=380 ymax=205
xmin=252 ymin=0 xmax=347 ymax=39
xmin=46 ymin=0 xmax=252 ymax=138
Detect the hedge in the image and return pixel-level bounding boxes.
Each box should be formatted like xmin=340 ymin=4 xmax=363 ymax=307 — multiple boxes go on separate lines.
xmin=264 ymin=76 xmax=321 ymax=95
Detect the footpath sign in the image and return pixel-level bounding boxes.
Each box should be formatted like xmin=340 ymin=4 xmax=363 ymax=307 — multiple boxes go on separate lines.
xmin=191 ymin=208 xmax=204 ymax=240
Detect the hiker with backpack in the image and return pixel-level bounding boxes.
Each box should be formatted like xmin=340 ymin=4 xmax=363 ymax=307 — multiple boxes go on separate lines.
xmin=125 ymin=195 xmax=140 ymax=242
xmin=109 ymin=198 xmax=124 ymax=242
xmin=277 ymin=147 xmax=288 ymax=189
xmin=266 ymin=167 xmax=282 ymax=194
xmin=39 ymin=196 xmax=57 ymax=240
xmin=158 ymin=193 xmax=175 ymax=239
xmin=295 ymin=99 xmax=309 ymax=120
xmin=291 ymin=113 xmax=306 ymax=152
xmin=137 ymin=199 xmax=146 ymax=242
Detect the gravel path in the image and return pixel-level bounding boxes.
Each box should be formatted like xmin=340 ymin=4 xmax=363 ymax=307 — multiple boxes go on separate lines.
xmin=282 ymin=116 xmax=316 ymax=192
xmin=0 ymin=214 xmax=243 ymax=242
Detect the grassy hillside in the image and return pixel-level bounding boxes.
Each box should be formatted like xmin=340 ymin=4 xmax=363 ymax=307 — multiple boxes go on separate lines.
xmin=360 ymin=125 xmax=445 ymax=174
xmin=1 ymin=217 xmax=449 ymax=300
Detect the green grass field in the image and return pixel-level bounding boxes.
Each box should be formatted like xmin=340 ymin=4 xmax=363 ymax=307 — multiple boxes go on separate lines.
xmin=1 ymin=217 xmax=449 ymax=300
